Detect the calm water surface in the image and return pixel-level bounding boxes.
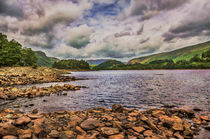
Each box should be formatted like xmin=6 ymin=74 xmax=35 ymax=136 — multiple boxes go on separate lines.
xmin=1 ymin=70 xmax=210 ymax=114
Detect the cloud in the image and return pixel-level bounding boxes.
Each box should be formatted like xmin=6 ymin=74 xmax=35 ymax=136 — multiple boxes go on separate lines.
xmin=0 ymin=0 xmax=24 ymax=17
xmin=22 ymin=0 xmax=92 ymax=35
xmin=61 ymin=24 xmax=94 ymax=49
xmin=163 ymin=0 xmax=210 ymax=41
xmin=119 ymin=0 xmax=189 ymax=20
xmin=1 ymin=0 xmax=210 ymax=61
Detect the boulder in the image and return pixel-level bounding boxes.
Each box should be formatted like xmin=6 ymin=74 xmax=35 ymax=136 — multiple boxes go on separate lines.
xmin=59 ymin=131 xmax=75 ymax=139
xmin=2 ymin=135 xmax=17 ymax=139
xmin=17 ymin=129 xmax=31 ymax=139
xmin=0 ymin=123 xmax=18 ymax=136
xmin=101 ymin=127 xmax=119 ymax=136
xmin=49 ymin=130 xmax=59 ymax=138
xmin=109 ymin=133 xmax=124 ymax=139
xmin=80 ymin=118 xmax=101 ymax=130
xmin=132 ymin=127 xmax=145 ymax=133
xmin=14 ymin=117 xmax=31 ymax=125
xmin=112 ymin=104 xmax=124 ymax=113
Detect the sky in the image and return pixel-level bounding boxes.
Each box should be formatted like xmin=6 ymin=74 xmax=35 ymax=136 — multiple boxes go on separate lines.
xmin=0 ymin=0 xmax=210 ymax=61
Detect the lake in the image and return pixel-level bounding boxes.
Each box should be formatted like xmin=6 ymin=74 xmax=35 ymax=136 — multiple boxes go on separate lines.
xmin=1 ymin=70 xmax=210 ymax=114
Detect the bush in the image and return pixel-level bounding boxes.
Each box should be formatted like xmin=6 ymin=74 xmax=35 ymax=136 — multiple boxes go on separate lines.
xmin=32 ymin=64 xmax=38 ymax=69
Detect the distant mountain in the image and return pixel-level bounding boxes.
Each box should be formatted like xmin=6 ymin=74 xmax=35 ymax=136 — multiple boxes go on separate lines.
xmin=93 ymin=60 xmax=124 ymax=70
xmin=35 ymin=51 xmax=59 ymax=67
xmin=87 ymin=59 xmax=111 ymax=65
xmin=127 ymin=41 xmax=210 ymax=65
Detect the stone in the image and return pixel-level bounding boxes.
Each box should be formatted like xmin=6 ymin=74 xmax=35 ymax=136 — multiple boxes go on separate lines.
xmin=132 ymin=126 xmax=145 ymax=133
xmin=80 ymin=118 xmax=101 ymax=130
xmin=143 ymin=130 xmax=153 ymax=137
xmin=33 ymin=118 xmax=45 ymax=126
xmin=152 ymin=110 xmax=165 ymax=117
xmin=49 ymin=130 xmax=59 ymax=138
xmin=14 ymin=117 xmax=31 ymax=125
xmin=32 ymin=109 xmax=38 ymax=114
xmin=70 ymin=116 xmax=83 ymax=124
xmin=172 ymin=116 xmax=184 ymax=131
xmin=27 ymin=114 xmax=43 ymax=119
xmin=75 ymin=126 xmax=86 ymax=135
xmin=17 ymin=129 xmax=31 ymax=139
xmin=112 ymin=104 xmax=124 ymax=113
xmin=2 ymin=136 xmax=17 ymax=139
xmin=33 ymin=124 xmax=42 ymax=135
xmin=109 ymin=133 xmax=124 ymax=139
xmin=59 ymin=131 xmax=75 ymax=138
xmin=199 ymin=116 xmax=209 ymax=121
xmin=0 ymin=123 xmax=18 ymax=136
xmin=13 ymin=105 xmax=19 ymax=108
xmin=174 ymin=132 xmax=184 ymax=139
xmin=101 ymin=127 xmax=119 ymax=136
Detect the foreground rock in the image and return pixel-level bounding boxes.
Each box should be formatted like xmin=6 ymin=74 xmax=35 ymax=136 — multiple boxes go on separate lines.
xmin=0 ymin=105 xmax=209 ymax=138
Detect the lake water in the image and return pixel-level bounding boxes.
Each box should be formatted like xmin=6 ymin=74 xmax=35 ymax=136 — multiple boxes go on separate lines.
xmin=1 ymin=70 xmax=210 ymax=114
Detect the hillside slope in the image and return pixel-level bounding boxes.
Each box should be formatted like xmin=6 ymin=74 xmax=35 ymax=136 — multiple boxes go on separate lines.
xmin=128 ymin=41 xmax=210 ymax=64
xmin=93 ymin=60 xmax=124 ymax=70
xmin=35 ymin=51 xmax=59 ymax=67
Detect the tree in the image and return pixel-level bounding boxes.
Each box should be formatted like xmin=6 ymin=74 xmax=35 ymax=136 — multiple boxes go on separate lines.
xmin=20 ymin=47 xmax=38 ymax=66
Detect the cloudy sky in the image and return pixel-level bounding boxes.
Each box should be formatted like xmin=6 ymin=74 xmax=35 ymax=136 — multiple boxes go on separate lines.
xmin=0 ymin=0 xmax=210 ymax=61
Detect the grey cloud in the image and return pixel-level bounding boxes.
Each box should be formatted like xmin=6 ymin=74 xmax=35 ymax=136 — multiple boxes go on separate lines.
xmin=163 ymin=18 xmax=210 ymax=41
xmin=125 ymin=0 xmax=189 ymax=20
xmin=68 ymin=36 xmax=90 ymax=49
xmin=137 ymin=25 xmax=144 ymax=35
xmin=0 ymin=0 xmax=23 ymax=17
xmin=140 ymin=38 xmax=150 ymax=44
xmin=115 ymin=31 xmax=131 ymax=38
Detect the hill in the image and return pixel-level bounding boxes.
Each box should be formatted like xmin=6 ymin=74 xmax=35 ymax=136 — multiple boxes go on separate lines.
xmin=93 ymin=60 xmax=124 ymax=70
xmin=87 ymin=59 xmax=111 ymax=65
xmin=128 ymin=41 xmax=210 ymax=64
xmin=35 ymin=51 xmax=59 ymax=67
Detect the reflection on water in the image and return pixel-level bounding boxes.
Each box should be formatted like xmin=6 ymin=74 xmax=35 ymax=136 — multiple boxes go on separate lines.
xmin=1 ymin=70 xmax=210 ymax=114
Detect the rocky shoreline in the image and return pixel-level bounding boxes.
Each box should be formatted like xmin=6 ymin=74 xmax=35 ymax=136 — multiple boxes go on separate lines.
xmin=0 ymin=67 xmax=76 ymax=86
xmin=0 ymin=104 xmax=209 ymax=139
xmin=0 ymin=67 xmax=86 ymax=102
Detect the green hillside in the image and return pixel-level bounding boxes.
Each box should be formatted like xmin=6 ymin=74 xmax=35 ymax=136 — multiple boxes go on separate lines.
xmin=128 ymin=41 xmax=210 ymax=64
xmin=93 ymin=60 xmax=124 ymax=70
xmin=35 ymin=51 xmax=59 ymax=67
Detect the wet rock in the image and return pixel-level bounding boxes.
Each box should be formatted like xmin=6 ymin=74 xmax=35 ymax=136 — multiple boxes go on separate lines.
xmin=33 ymin=124 xmax=42 ymax=135
xmin=13 ymin=105 xmax=19 ymax=108
xmin=43 ymin=99 xmax=48 ymax=102
xmin=17 ymin=129 xmax=31 ymax=139
xmin=2 ymin=135 xmax=17 ymax=139
xmin=80 ymin=118 xmax=101 ymax=130
xmin=49 ymin=130 xmax=59 ymax=138
xmin=132 ymin=126 xmax=145 ymax=133
xmin=199 ymin=116 xmax=210 ymax=122
xmin=172 ymin=116 xmax=184 ymax=131
xmin=75 ymin=126 xmax=86 ymax=135
xmin=27 ymin=114 xmax=43 ymax=119
xmin=112 ymin=104 xmax=124 ymax=113
xmin=143 ymin=130 xmax=153 ymax=137
xmin=59 ymin=131 xmax=75 ymax=139
xmin=174 ymin=132 xmax=184 ymax=139
xmin=0 ymin=123 xmax=18 ymax=136
xmin=32 ymin=109 xmax=38 ymax=114
xmin=109 ymin=133 xmax=124 ymax=139
xmin=101 ymin=127 xmax=119 ymax=136
xmin=14 ymin=117 xmax=31 ymax=125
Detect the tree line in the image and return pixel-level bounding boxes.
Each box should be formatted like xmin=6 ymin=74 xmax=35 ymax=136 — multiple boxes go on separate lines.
xmin=52 ymin=59 xmax=90 ymax=70
xmin=0 ymin=33 xmax=37 ymax=67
